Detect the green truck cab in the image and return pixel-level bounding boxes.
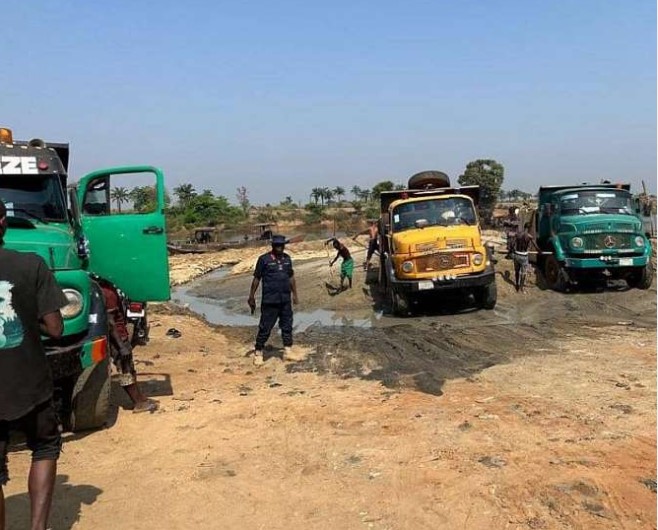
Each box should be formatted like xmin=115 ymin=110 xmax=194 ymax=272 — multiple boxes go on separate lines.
xmin=0 ymin=128 xmax=170 ymax=431
xmin=529 ymin=183 xmax=653 ymax=291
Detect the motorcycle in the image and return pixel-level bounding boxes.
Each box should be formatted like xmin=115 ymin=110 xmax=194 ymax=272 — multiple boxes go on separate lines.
xmin=124 ymin=299 xmax=150 ymax=347
xmin=95 ymin=275 xmax=150 ymax=348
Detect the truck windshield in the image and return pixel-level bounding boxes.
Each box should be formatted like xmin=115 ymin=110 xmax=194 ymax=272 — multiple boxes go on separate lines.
xmin=560 ymin=190 xmax=634 ymax=215
xmin=0 ymin=175 xmax=67 ymax=222
xmin=393 ymin=197 xmax=476 ymax=232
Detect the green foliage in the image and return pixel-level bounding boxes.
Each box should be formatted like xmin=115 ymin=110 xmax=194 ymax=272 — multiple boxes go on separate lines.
xmin=364 ymin=204 xmax=380 ymax=219
xmin=110 ymin=187 xmax=130 ymax=213
xmin=333 ymin=186 xmax=345 ymax=204
xmin=304 ymin=203 xmax=325 ymax=225
xmin=371 ymin=181 xmax=395 ymax=201
xmin=236 ymin=186 xmax=250 ymax=214
xmin=160 ymin=184 xmax=246 ymax=228
xmin=173 ymin=183 xmax=197 ymax=207
xmin=130 ymin=186 xmax=158 ymax=213
xmin=280 ymin=196 xmax=294 ymax=207
xmin=458 ymin=159 xmax=505 ymax=220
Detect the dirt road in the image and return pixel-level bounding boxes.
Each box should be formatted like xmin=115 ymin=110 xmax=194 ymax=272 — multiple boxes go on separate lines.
xmin=3 ymin=249 xmax=656 ymax=529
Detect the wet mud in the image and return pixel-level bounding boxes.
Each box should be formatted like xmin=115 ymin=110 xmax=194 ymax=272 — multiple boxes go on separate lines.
xmin=175 ymin=253 xmax=657 ymax=397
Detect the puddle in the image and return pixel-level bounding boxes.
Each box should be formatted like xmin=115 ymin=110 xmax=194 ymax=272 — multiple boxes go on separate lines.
xmin=172 ymin=268 xmax=376 ymax=330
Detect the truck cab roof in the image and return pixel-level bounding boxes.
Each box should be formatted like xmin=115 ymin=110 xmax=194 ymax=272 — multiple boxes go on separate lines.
xmin=0 ymin=141 xmax=69 ymax=174
xmin=539 ymin=183 xmax=631 ymax=196
xmin=380 ymin=185 xmax=480 ymax=213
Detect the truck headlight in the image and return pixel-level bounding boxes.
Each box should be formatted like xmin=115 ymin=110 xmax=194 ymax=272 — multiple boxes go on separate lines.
xmin=635 ymin=236 xmax=645 ymax=247
xmin=571 ymin=237 xmax=584 ymax=248
xmin=472 ymin=253 xmax=483 ymax=266
xmin=402 ymin=261 xmax=414 ymax=273
xmin=61 ymin=289 xmax=84 ymax=319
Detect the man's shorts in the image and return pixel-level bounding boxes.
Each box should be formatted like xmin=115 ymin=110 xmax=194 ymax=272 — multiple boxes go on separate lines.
xmin=341 ymin=258 xmax=355 ymax=279
xmin=367 ymin=239 xmax=379 ymax=260
xmin=513 ymin=251 xmax=529 ymax=269
xmin=0 ymin=400 xmax=62 ymax=486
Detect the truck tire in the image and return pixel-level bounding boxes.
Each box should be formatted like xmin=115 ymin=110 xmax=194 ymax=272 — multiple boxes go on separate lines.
xmin=68 ymin=356 xmax=112 ymax=432
xmin=626 ymin=265 xmax=654 ymax=290
xmin=408 ymin=170 xmax=450 ymax=190
xmin=378 ymin=254 xmax=386 ymax=286
xmin=389 ymin=288 xmax=410 ymax=317
xmin=544 ymin=255 xmax=567 ymax=292
xmin=475 ymin=282 xmax=497 ymax=310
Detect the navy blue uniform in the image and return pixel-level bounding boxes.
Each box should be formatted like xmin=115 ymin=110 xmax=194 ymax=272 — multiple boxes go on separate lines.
xmin=254 ymin=251 xmax=294 ymax=350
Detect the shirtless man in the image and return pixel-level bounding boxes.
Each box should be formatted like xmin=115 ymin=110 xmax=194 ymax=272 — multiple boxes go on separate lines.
xmin=353 ymin=220 xmax=379 ymax=270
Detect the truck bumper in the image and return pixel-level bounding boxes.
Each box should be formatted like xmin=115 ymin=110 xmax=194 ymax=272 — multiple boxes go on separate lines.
xmin=564 ymin=255 xmax=649 ymax=269
xmin=46 ymin=336 xmax=109 ymax=381
xmin=392 ymin=268 xmax=496 ymax=294
xmin=46 ymin=280 xmax=109 ymax=381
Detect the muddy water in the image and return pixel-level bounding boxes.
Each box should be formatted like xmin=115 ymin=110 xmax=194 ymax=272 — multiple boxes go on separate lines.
xmin=173 ymin=259 xmax=656 ymax=396
xmin=172 ymin=268 xmax=378 ymax=331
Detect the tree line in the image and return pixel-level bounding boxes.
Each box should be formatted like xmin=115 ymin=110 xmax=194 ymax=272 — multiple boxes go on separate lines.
xmin=110 ymin=159 xmax=538 ymax=229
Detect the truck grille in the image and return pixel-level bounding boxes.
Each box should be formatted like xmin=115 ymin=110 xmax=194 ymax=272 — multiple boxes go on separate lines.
xmin=415 ymin=253 xmax=470 ymax=272
xmin=583 ymin=233 xmax=633 ymax=250
xmin=582 ymin=222 xmax=636 ymax=234
xmin=445 ymin=239 xmax=469 ymax=249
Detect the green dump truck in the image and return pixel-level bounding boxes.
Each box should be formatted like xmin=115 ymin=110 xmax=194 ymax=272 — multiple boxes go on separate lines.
xmin=529 ymin=183 xmax=653 ymax=291
xmin=0 ymin=127 xmax=170 ymax=431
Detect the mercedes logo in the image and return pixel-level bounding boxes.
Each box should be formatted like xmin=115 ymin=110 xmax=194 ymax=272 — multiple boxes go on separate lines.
xmin=604 ymin=235 xmax=616 ymax=248
xmin=438 ymin=255 xmax=451 ymax=268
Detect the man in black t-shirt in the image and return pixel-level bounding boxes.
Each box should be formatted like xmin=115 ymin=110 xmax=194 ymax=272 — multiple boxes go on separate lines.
xmin=247 ymin=235 xmax=299 ymax=366
xmin=0 ymin=200 xmax=68 ymax=530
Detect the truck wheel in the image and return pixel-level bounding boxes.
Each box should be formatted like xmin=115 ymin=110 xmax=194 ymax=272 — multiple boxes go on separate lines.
xmin=408 ymin=170 xmax=450 ymax=190
xmin=68 ymin=356 xmax=112 ymax=432
xmin=389 ymin=288 xmax=410 ymax=317
xmin=544 ymin=255 xmax=567 ymax=292
xmin=626 ymin=265 xmax=654 ymax=290
xmin=378 ymin=255 xmax=386 ymax=286
xmin=475 ymin=282 xmax=497 ymax=310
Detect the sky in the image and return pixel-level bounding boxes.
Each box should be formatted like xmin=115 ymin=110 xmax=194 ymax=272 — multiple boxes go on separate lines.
xmin=2 ymin=0 xmax=656 ymax=203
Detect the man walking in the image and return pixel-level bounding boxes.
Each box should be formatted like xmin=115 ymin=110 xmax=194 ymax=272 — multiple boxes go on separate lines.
xmin=248 ymin=235 xmax=299 ymax=366
xmin=511 ymin=222 xmax=540 ymax=292
xmin=0 ymin=200 xmax=68 ymax=530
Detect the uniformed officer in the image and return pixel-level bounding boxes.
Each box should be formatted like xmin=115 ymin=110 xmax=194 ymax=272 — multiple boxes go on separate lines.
xmin=247 ymin=235 xmax=299 ymax=366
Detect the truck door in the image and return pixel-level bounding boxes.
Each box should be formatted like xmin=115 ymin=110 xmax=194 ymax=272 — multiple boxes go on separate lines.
xmin=77 ymin=166 xmax=170 ymax=301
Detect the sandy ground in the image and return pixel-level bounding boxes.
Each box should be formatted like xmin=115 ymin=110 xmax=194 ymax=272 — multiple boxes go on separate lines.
xmin=3 ymin=235 xmax=656 ymax=529
xmin=168 ymin=238 xmax=373 ymax=286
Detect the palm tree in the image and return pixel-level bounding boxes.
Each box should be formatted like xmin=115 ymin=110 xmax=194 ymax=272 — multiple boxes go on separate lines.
xmin=110 ymin=186 xmax=130 ymax=213
xmin=333 ymin=186 xmax=345 ymax=204
xmin=173 ymin=183 xmax=197 ymax=207
xmin=351 ymin=185 xmax=362 ymax=200
xmin=324 ymin=188 xmax=334 ymax=206
xmin=311 ymin=187 xmax=322 ymax=205
xmin=359 ymin=189 xmax=371 ymax=202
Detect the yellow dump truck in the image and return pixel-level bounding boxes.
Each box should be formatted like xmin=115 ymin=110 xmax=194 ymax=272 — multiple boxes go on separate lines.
xmin=378 ymin=171 xmax=497 ymax=315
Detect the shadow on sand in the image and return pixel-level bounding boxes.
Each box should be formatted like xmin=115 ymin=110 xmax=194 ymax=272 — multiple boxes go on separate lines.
xmin=5 ymin=474 xmax=102 ymax=530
